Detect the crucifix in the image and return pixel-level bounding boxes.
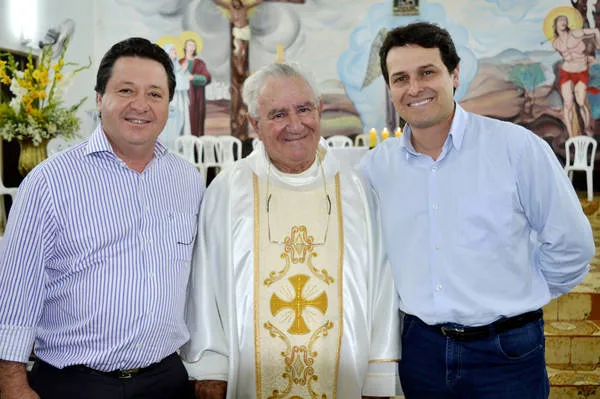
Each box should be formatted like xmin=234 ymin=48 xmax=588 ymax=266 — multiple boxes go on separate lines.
xmin=213 ymin=0 xmax=305 ymax=140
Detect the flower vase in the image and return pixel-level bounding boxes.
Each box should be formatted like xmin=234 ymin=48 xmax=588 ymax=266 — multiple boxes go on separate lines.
xmin=18 ymin=139 xmax=48 ymax=176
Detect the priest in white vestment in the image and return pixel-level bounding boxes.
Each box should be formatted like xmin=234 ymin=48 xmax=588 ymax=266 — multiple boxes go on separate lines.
xmin=181 ymin=62 xmax=401 ymax=399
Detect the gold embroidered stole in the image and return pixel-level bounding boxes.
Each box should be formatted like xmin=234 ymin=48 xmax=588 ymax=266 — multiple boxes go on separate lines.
xmin=253 ymin=173 xmax=343 ymax=399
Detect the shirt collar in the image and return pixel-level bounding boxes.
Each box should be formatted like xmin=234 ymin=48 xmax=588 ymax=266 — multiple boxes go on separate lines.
xmin=399 ymin=102 xmax=467 ymax=157
xmin=85 ymin=123 xmax=168 ymax=160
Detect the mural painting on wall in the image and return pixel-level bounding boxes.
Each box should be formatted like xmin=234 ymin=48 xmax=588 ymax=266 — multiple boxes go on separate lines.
xmin=338 ymin=0 xmax=600 ymax=159
xmin=100 ymin=0 xmax=600 ymax=155
xmin=97 ymin=0 xmax=366 ymax=143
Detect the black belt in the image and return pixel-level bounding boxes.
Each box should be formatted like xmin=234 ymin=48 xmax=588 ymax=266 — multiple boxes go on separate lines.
xmin=44 ymin=353 xmax=177 ymax=380
xmin=412 ymin=309 xmax=543 ymax=342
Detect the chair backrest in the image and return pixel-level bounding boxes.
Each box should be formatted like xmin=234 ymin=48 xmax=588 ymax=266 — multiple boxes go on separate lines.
xmin=47 ymin=136 xmax=80 ymax=157
xmin=565 ymin=136 xmax=597 ymax=169
xmin=216 ymin=135 xmax=243 ymax=164
xmin=354 ymin=134 xmax=368 ymax=147
xmin=173 ymin=135 xmax=200 ymax=165
xmin=326 ymin=135 xmax=353 ymax=148
xmin=252 ymin=137 xmax=261 ymax=151
xmin=197 ymin=136 xmax=221 ymax=167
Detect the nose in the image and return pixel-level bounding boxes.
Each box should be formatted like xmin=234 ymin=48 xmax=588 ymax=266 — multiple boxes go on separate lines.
xmin=130 ymin=94 xmax=150 ymax=112
xmin=286 ymin=111 xmax=303 ymax=132
xmin=407 ymin=78 xmax=423 ymax=96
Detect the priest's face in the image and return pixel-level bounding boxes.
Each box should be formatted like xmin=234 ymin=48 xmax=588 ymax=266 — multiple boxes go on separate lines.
xmin=249 ymin=76 xmax=323 ymax=174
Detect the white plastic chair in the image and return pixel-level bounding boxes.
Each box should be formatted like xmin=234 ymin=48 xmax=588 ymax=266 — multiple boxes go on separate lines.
xmin=354 ymin=134 xmax=368 ymax=147
xmin=217 ymin=136 xmax=242 ymax=166
xmin=197 ymin=136 xmax=222 ymax=169
xmin=326 ymin=135 xmax=353 ymax=148
xmin=47 ymin=136 xmax=81 ymax=157
xmin=252 ymin=137 xmax=261 ymax=151
xmin=174 ymin=136 xmax=200 ymax=165
xmin=564 ymin=136 xmax=597 ymax=201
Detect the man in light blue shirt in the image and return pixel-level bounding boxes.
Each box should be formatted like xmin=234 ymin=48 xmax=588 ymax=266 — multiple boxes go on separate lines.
xmin=360 ymin=22 xmax=595 ymax=399
xmin=0 ymin=38 xmax=204 ymax=399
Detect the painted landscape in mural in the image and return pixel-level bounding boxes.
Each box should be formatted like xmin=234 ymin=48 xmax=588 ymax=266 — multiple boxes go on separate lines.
xmin=96 ymin=0 xmax=600 ymax=160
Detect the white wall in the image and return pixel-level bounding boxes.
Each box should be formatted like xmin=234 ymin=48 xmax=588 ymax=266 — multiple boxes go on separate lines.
xmin=0 ymin=0 xmax=97 ymax=136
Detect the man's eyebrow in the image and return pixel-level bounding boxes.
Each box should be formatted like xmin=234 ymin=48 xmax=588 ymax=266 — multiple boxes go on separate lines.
xmin=390 ymin=64 xmax=438 ymax=77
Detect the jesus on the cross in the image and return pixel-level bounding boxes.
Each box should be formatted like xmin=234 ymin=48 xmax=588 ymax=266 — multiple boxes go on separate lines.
xmin=212 ymin=0 xmax=305 ymax=140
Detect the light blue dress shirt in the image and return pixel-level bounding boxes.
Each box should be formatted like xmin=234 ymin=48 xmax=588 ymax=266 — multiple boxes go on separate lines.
xmin=0 ymin=125 xmax=204 ymax=370
xmin=360 ymin=104 xmax=594 ymax=326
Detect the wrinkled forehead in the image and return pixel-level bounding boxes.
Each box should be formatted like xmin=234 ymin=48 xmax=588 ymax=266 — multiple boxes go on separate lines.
xmin=258 ymin=76 xmax=316 ymax=114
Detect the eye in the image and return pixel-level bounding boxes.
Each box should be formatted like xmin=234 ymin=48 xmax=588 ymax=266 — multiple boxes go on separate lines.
xmin=297 ymin=106 xmax=312 ymax=114
xmin=119 ymin=88 xmax=133 ymax=94
xmin=271 ymin=112 xmax=285 ymax=120
xmin=423 ymin=70 xmax=434 ymax=76
xmin=392 ymin=75 xmax=407 ymax=83
xmin=150 ymin=92 xmax=163 ymax=98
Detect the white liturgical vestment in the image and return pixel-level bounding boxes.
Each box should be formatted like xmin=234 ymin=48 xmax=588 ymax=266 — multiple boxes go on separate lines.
xmin=181 ymin=139 xmax=401 ymax=398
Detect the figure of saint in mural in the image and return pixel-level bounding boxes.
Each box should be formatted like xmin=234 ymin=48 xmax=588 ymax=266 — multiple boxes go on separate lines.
xmin=551 ymin=11 xmax=600 ymax=137
xmin=179 ymin=32 xmax=212 ymax=137
xmin=159 ymin=43 xmax=192 ymax=149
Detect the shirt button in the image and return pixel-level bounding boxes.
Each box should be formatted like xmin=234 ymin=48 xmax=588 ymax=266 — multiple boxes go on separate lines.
xmin=148 ymin=272 xmax=155 ymax=279
xmin=432 ymin=204 xmax=439 ymax=210
xmin=434 ymin=244 xmax=439 ymax=250
xmin=147 ymin=239 xmax=153 ymax=245
xmin=432 ymin=166 xmax=438 ymax=172
xmin=436 ymin=284 xmax=443 ymax=291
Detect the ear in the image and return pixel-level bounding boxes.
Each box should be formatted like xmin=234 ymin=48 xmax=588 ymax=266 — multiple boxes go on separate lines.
xmin=452 ymin=63 xmax=460 ymax=89
xmin=248 ymin=114 xmax=260 ymax=137
xmin=96 ymin=92 xmax=103 ymax=107
xmin=317 ymin=98 xmax=324 ymax=118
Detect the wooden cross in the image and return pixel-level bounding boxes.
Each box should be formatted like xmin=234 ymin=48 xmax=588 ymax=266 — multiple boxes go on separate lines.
xmin=213 ymin=0 xmax=305 ymax=140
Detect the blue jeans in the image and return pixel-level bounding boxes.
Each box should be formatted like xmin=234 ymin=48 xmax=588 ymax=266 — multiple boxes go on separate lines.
xmin=399 ymin=314 xmax=549 ymax=399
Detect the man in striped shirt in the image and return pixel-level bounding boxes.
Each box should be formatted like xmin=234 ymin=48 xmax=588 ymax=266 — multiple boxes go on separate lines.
xmin=0 ymin=37 xmax=204 ymax=399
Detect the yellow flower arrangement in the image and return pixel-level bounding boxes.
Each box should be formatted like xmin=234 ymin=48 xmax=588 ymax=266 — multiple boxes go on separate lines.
xmin=0 ymin=40 xmax=91 ymax=146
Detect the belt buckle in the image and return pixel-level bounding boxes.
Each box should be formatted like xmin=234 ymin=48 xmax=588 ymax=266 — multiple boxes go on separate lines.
xmin=117 ymin=368 xmax=140 ymax=379
xmin=441 ymin=326 xmax=464 ymax=338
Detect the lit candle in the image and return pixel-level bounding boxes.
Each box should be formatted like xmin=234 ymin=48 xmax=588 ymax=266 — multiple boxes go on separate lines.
xmin=369 ymin=128 xmax=377 ymax=148
xmin=395 ymin=126 xmax=403 ymax=137
xmin=381 ymin=127 xmax=390 ymax=141
xmin=276 ymin=44 xmax=284 ymax=63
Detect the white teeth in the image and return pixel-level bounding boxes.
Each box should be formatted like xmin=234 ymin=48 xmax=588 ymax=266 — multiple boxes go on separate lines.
xmin=409 ymin=98 xmax=432 ymax=107
xmin=128 ymin=119 xmax=147 ymax=124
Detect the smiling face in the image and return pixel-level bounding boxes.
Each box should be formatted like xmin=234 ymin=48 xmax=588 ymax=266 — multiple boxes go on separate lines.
xmin=248 ymin=76 xmax=322 ymax=174
xmin=386 ymin=45 xmax=459 ymax=134
xmin=96 ymin=56 xmax=170 ymax=160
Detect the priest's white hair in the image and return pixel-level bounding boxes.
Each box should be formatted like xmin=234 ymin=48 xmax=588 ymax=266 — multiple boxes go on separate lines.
xmin=242 ymin=62 xmax=321 ymax=118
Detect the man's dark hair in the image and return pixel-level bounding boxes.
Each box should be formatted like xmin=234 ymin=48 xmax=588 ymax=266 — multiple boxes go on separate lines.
xmin=379 ymin=22 xmax=461 ymax=86
xmin=95 ymin=37 xmax=176 ymax=101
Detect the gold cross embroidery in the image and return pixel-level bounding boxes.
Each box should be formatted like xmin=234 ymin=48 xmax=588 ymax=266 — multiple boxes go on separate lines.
xmin=270 ymin=274 xmax=328 ymax=335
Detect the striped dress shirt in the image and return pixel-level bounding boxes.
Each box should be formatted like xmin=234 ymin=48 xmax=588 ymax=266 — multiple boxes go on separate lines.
xmin=0 ymin=125 xmax=204 ymax=371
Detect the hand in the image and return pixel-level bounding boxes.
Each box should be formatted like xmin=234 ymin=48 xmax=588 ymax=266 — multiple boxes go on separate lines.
xmin=1 ymin=386 xmax=40 ymax=399
xmin=194 ymin=380 xmax=226 ymax=399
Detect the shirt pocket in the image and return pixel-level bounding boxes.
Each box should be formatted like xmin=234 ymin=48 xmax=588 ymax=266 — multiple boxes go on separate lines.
xmin=169 ymin=211 xmax=198 ymax=261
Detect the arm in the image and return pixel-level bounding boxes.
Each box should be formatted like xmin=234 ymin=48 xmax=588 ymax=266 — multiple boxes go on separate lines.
xmin=213 ymin=0 xmax=229 ymax=8
xmin=248 ymin=0 xmax=264 ymax=9
xmin=190 ymin=59 xmax=212 ymax=86
xmin=515 ymin=132 xmax=594 ymax=297
xmin=0 ymin=361 xmax=39 ymax=399
xmin=0 ymin=169 xmax=55 ymax=399
xmin=361 ymin=181 xmax=402 ymax=397
xmin=180 ymin=182 xmax=230 ymax=385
